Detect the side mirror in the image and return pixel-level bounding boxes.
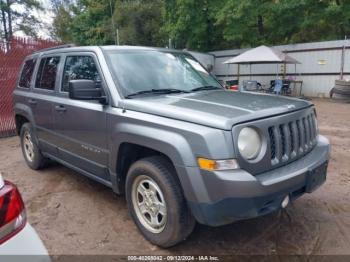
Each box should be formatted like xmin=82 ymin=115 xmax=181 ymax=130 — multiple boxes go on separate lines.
xmin=69 ymin=80 xmax=107 ymax=104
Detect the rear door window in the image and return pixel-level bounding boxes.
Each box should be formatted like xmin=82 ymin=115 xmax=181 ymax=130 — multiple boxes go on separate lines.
xmin=18 ymin=59 xmax=37 ymax=88
xmin=35 ymin=56 xmax=60 ymax=90
xmin=61 ymin=56 xmax=101 ymax=92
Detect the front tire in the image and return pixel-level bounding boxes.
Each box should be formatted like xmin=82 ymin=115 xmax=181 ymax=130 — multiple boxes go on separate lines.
xmin=20 ymin=123 xmax=47 ymax=170
xmin=126 ymin=156 xmax=195 ymax=247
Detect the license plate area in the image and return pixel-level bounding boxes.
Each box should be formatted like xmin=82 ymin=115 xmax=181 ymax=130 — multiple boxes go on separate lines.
xmin=306 ymin=161 xmax=328 ymax=193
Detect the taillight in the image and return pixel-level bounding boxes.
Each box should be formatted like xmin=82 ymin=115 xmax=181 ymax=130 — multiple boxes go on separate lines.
xmin=0 ymin=181 xmax=26 ymax=244
xmin=230 ymin=85 xmax=239 ymax=91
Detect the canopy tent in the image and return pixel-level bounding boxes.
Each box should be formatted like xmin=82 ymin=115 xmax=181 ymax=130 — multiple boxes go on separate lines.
xmin=223 ymin=45 xmax=301 ymax=64
xmin=223 ymin=45 xmax=301 ymax=84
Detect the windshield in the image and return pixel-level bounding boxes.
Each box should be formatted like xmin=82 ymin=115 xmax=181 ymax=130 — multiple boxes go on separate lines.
xmin=104 ymin=50 xmax=222 ymax=97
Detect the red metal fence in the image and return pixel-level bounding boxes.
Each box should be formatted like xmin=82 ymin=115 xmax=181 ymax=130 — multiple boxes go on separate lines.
xmin=0 ymin=37 xmax=60 ymax=138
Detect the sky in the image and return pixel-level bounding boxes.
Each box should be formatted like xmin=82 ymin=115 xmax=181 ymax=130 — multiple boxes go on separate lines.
xmin=12 ymin=0 xmax=53 ymax=39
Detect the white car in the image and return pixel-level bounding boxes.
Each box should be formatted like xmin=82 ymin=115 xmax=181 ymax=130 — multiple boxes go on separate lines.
xmin=0 ymin=174 xmax=50 ymax=262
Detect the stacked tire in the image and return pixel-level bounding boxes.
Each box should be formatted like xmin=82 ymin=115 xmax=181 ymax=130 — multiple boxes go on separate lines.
xmin=330 ymin=79 xmax=350 ymax=102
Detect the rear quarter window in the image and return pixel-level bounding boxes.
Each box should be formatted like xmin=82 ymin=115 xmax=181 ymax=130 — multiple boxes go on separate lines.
xmin=18 ymin=59 xmax=37 ymax=88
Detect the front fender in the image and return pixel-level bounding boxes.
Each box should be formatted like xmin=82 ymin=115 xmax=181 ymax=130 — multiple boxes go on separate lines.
xmin=107 ymin=108 xmax=234 ymax=201
xmin=110 ymin=123 xmax=196 ymax=169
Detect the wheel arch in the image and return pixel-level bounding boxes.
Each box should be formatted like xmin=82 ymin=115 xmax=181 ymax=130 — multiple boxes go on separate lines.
xmin=14 ymin=103 xmax=36 ymax=136
xmin=110 ymin=127 xmax=196 ymax=195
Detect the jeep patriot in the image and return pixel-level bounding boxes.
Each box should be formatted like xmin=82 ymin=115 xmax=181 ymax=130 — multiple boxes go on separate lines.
xmin=13 ymin=45 xmax=330 ymax=247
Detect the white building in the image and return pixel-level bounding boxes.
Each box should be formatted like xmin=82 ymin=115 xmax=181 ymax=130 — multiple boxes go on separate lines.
xmin=209 ymin=40 xmax=350 ymax=97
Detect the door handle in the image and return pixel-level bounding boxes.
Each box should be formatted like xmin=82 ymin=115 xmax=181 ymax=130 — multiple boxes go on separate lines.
xmin=55 ymin=105 xmax=66 ymax=112
xmin=28 ymin=99 xmax=37 ymax=105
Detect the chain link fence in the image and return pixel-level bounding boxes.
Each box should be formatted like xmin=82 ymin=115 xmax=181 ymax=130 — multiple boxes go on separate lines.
xmin=0 ymin=37 xmax=60 ymax=138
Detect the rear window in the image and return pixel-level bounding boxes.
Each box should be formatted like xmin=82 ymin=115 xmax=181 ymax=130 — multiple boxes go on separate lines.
xmin=35 ymin=56 xmax=60 ymax=90
xmin=18 ymin=59 xmax=36 ymax=88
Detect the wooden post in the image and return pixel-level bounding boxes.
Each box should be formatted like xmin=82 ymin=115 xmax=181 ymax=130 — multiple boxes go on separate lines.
xmin=340 ymin=36 xmax=346 ymax=80
xmin=249 ymin=63 xmax=252 ymax=80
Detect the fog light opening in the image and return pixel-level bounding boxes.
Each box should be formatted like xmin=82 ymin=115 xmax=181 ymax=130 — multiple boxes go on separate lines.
xmin=281 ymin=195 xmax=290 ymax=208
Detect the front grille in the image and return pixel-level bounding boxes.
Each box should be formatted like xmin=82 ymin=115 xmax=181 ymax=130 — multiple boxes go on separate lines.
xmin=268 ymin=112 xmax=318 ymax=165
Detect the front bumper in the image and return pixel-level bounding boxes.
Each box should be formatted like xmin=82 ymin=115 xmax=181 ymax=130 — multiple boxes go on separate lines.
xmin=185 ymin=135 xmax=330 ymax=226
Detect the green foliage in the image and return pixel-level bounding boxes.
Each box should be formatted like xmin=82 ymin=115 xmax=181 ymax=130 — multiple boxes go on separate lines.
xmin=50 ymin=0 xmax=350 ymax=51
xmin=51 ymin=0 xmax=166 ymax=46
xmin=163 ymin=0 xmax=227 ymax=51
xmin=215 ymin=0 xmax=350 ymax=48
xmin=51 ymin=0 xmax=74 ymax=43
xmin=71 ymin=0 xmax=113 ymax=45
xmin=266 ymin=0 xmax=350 ymax=44
xmin=51 ymin=0 xmax=113 ymax=45
xmin=114 ymin=0 xmax=166 ymax=46
xmin=215 ymin=0 xmax=270 ymax=48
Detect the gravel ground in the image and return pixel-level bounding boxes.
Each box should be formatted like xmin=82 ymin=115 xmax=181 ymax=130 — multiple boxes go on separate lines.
xmin=0 ymin=98 xmax=349 ymax=256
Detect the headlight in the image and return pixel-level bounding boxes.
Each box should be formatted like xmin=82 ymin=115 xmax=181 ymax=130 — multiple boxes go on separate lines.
xmin=237 ymin=127 xmax=262 ymax=160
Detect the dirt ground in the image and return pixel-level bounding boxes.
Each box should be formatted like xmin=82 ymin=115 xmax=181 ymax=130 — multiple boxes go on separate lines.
xmin=0 ymin=98 xmax=349 ymax=256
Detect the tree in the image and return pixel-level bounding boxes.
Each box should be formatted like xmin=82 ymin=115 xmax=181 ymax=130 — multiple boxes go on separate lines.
xmin=51 ymin=0 xmax=166 ymax=47
xmin=215 ymin=0 xmax=276 ymax=48
xmin=216 ymin=0 xmax=350 ymax=48
xmin=50 ymin=0 xmax=350 ymax=51
xmin=0 ymin=0 xmax=43 ymax=46
xmin=114 ymin=0 xmax=166 ymax=46
xmin=72 ymin=0 xmax=114 ymax=45
xmin=50 ymin=0 xmax=74 ymax=43
xmin=163 ymin=0 xmax=227 ymax=51
xmin=51 ymin=0 xmax=113 ymax=45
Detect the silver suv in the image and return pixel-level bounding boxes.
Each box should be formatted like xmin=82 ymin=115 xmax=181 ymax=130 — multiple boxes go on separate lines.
xmin=13 ymin=45 xmax=330 ymax=247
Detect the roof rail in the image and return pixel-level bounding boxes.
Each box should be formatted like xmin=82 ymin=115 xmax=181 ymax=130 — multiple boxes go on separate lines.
xmin=34 ymin=44 xmax=76 ymax=53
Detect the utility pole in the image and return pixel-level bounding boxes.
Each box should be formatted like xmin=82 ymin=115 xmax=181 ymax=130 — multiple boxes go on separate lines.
xmin=109 ymin=0 xmax=117 ymax=45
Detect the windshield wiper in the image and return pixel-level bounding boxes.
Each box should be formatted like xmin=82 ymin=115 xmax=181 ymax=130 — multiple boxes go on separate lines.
xmin=190 ymin=85 xmax=222 ymax=92
xmin=125 ymin=88 xmax=190 ymax=98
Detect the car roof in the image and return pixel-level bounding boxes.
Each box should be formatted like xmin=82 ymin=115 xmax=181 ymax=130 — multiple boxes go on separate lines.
xmin=32 ymin=45 xmax=184 ymax=57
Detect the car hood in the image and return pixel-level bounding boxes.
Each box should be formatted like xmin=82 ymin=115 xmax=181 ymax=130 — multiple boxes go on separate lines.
xmin=121 ymin=90 xmax=313 ymax=130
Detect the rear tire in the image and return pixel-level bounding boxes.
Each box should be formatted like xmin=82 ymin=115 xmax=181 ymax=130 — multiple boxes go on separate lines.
xmin=20 ymin=123 xmax=47 ymax=170
xmin=126 ymin=156 xmax=195 ymax=247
